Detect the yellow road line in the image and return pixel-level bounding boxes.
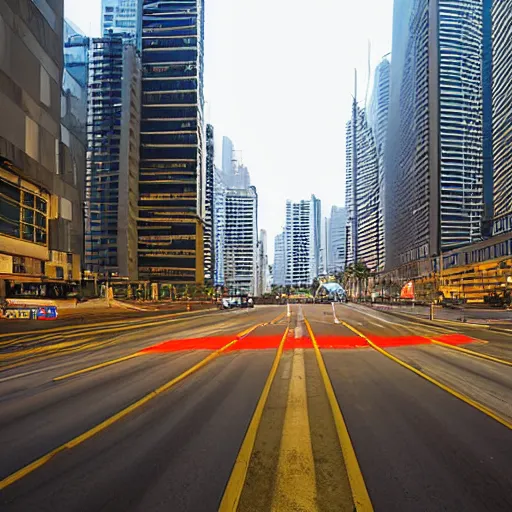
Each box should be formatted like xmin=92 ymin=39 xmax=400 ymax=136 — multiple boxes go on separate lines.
xmin=0 ymin=339 xmax=100 ymax=362
xmin=430 ymin=339 xmax=512 ymax=367
xmin=219 ymin=326 xmax=289 ymax=511
xmin=0 ymin=319 xmax=269 ymax=491
xmin=0 ymin=308 xmax=216 ymax=340
xmin=336 ymin=319 xmax=512 ymax=431
xmin=53 ymin=353 xmax=145 ymax=382
xmin=0 ymin=339 xmax=112 ymax=373
xmin=272 ymin=347 xmax=318 ymax=510
xmin=304 ymin=318 xmax=373 ymax=512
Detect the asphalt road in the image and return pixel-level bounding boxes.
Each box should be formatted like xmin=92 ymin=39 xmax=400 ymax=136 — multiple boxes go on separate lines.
xmin=0 ymin=303 xmax=511 ymax=511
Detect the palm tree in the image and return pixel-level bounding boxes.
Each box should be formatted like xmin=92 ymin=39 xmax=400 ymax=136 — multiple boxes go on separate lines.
xmin=351 ymin=261 xmax=370 ymax=301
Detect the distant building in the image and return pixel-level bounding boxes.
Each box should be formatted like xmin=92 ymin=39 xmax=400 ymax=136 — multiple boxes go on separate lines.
xmin=492 ymin=0 xmax=512 ymax=236
xmin=101 ymin=0 xmax=139 ymax=41
xmin=257 ymin=229 xmax=270 ymax=296
xmin=328 ymin=206 xmax=346 ymax=273
xmin=138 ymin=0 xmax=205 ymax=284
xmin=345 ymin=103 xmax=380 ymax=271
xmin=222 ymin=136 xmax=234 ymax=186
xmin=204 ymin=124 xmax=215 ymax=282
xmin=385 ymin=0 xmax=484 ymax=274
xmin=224 ymin=187 xmax=258 ymax=295
xmin=285 ymin=196 xmax=321 ymax=287
xmin=85 ymin=37 xmax=141 ymax=280
xmin=0 ymin=2 xmax=83 ymax=298
xmin=213 ymin=166 xmax=226 ymax=287
xmin=273 ymin=232 xmax=286 ymax=287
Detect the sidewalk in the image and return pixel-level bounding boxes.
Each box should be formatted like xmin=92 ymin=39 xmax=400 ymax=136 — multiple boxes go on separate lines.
xmin=366 ymin=303 xmax=512 ymax=331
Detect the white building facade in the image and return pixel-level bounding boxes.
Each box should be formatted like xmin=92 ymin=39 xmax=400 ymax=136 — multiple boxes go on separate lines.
xmin=273 ymin=232 xmax=286 ymax=287
xmin=284 ymin=196 xmax=321 ymax=287
xmin=224 ymin=187 xmax=258 ymax=295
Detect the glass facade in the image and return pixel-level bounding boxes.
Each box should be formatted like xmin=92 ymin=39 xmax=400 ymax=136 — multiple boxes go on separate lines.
xmin=345 ymin=106 xmax=380 ymax=271
xmin=138 ymin=0 xmax=205 ymax=283
xmin=385 ymin=0 xmax=484 ymax=272
xmin=86 ymin=37 xmax=125 ymax=276
xmin=438 ymin=0 xmax=484 ymax=250
xmin=0 ymin=166 xmax=48 ymax=247
xmin=368 ymin=58 xmax=390 ymax=270
xmin=492 ymin=0 xmax=512 ymax=229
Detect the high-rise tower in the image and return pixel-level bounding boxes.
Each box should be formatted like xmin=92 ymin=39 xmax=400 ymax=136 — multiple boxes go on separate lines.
xmin=138 ymin=0 xmax=205 ymax=284
xmin=385 ymin=0 xmax=484 ymax=273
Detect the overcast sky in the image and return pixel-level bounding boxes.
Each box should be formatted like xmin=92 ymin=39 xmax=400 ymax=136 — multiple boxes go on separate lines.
xmin=65 ymin=0 xmax=394 ymax=261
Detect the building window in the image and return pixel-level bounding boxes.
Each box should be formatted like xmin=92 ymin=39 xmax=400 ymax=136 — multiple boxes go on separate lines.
xmin=0 ymin=177 xmax=48 ymax=245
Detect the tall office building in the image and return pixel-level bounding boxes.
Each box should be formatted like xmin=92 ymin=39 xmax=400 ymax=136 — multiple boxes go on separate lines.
xmin=368 ymin=58 xmax=390 ymax=270
xmin=138 ymin=0 xmax=205 ymax=284
xmin=385 ymin=0 xmax=484 ymax=273
xmin=492 ymin=0 xmax=512 ymax=236
xmin=328 ymin=206 xmax=347 ymax=273
xmin=204 ymin=124 xmax=214 ymax=282
xmin=101 ymin=0 xmax=139 ymax=40
xmin=345 ymin=104 xmax=380 ymax=270
xmin=213 ymin=165 xmax=226 ymax=286
xmin=224 ymin=187 xmax=258 ymax=295
xmin=273 ymin=232 xmax=286 ymax=286
xmin=284 ymin=196 xmax=321 ymax=287
xmin=0 ymin=0 xmax=83 ymax=297
xmin=85 ymin=37 xmax=141 ymax=279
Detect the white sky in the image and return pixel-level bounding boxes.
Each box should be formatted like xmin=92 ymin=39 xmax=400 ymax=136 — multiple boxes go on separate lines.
xmin=65 ymin=0 xmax=394 ymax=261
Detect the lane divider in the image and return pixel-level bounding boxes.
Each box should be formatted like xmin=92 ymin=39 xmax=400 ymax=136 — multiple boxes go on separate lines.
xmin=53 ymin=353 xmax=145 ymax=382
xmin=430 ymin=339 xmax=512 ymax=367
xmin=272 ymin=347 xmax=317 ymax=510
xmin=0 ymin=317 xmax=278 ymax=491
xmin=219 ymin=326 xmax=289 ymax=511
xmin=334 ymin=318 xmax=512 ymax=431
xmin=304 ymin=318 xmax=374 ymax=512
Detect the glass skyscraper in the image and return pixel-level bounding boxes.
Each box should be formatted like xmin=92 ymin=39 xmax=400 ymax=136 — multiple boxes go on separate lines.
xmin=138 ymin=0 xmax=205 ymax=284
xmin=368 ymin=58 xmax=390 ymax=271
xmin=345 ymin=104 xmax=380 ymax=271
xmin=492 ymin=0 xmax=512 ymax=236
xmin=385 ymin=0 xmax=484 ymax=273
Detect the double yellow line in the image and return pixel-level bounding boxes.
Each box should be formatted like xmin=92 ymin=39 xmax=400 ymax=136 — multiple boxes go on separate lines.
xmin=0 ymin=316 xmax=275 ymax=491
xmin=220 ymin=316 xmax=374 ymax=512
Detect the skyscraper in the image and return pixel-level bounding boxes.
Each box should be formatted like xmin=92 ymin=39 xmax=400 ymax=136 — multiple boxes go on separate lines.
xmin=85 ymin=37 xmax=141 ymax=279
xmin=284 ymin=196 xmax=321 ymax=287
xmin=273 ymin=232 xmax=286 ymax=287
xmin=138 ymin=0 xmax=205 ymax=284
xmin=385 ymin=0 xmax=484 ymax=273
xmin=368 ymin=58 xmax=390 ymax=270
xmin=492 ymin=0 xmax=512 ymax=236
xmin=101 ymin=0 xmax=139 ymax=40
xmin=224 ymin=187 xmax=258 ymax=295
xmin=204 ymin=124 xmax=214 ymax=282
xmin=345 ymin=104 xmax=380 ymax=271
xmin=213 ymin=166 xmax=226 ymax=286
xmin=328 ymin=206 xmax=347 ymax=273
